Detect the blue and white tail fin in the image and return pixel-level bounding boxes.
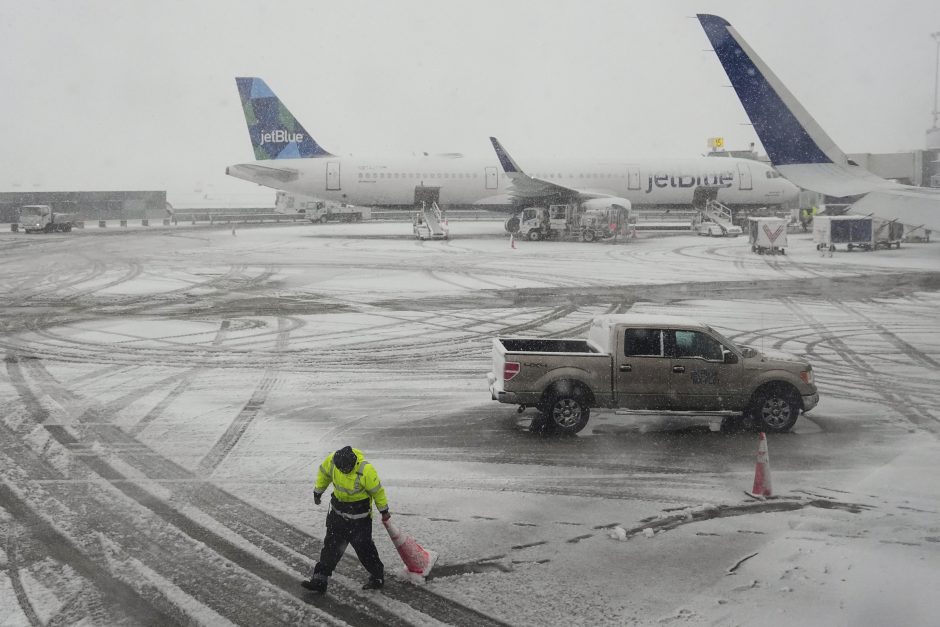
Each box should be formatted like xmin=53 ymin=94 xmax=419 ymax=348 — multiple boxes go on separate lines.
xmin=235 ymin=77 xmax=333 ymax=160
xmin=697 ymin=14 xmax=940 ymax=230
xmin=696 ymin=15 xmax=847 ymax=167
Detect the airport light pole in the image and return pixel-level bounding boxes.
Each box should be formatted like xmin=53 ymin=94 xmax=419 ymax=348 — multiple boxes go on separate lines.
xmin=933 ymin=31 xmax=940 ymax=129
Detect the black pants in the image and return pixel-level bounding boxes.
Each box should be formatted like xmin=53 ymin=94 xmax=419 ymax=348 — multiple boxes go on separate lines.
xmin=313 ymin=510 xmax=384 ymax=580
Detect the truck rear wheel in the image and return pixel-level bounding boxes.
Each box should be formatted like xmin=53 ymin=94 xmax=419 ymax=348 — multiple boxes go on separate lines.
xmin=544 ymin=391 xmax=590 ymax=435
xmin=749 ymin=384 xmax=800 ymax=433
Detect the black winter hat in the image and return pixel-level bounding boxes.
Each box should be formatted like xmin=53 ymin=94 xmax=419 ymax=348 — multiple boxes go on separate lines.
xmin=334 ymin=446 xmax=357 ymax=473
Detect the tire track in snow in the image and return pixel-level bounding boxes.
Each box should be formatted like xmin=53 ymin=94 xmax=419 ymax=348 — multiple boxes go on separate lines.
xmin=7 ymin=356 xmax=508 ymax=626
xmin=778 ymin=298 xmax=940 ymax=435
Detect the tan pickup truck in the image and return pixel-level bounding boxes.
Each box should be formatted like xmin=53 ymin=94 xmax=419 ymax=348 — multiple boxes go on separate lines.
xmin=487 ymin=314 xmax=818 ymax=435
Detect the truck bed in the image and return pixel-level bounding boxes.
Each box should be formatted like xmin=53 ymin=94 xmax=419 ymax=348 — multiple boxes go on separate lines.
xmin=498 ymin=338 xmax=598 ymax=353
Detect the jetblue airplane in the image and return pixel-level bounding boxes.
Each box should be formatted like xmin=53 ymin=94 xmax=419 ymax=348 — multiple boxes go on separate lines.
xmin=226 ymin=77 xmax=798 ymax=213
xmin=698 ymin=14 xmax=940 ymax=231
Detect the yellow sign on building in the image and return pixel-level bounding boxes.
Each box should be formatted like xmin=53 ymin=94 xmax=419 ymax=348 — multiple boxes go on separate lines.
xmin=708 ymin=137 xmax=725 ymax=149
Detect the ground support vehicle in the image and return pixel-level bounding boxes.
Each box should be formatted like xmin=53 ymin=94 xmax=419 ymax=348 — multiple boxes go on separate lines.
xmin=305 ymin=204 xmax=369 ymax=223
xmin=813 ymin=215 xmax=874 ymax=255
xmin=276 ymin=192 xmax=370 ymax=222
xmin=511 ymin=203 xmax=630 ymax=242
xmin=487 ymin=314 xmax=818 ymax=435
xmin=748 ymin=217 xmax=788 ymax=255
xmin=579 ymin=205 xmax=630 ymax=242
xmin=413 ymin=202 xmax=448 ymax=240
xmin=691 ymin=199 xmax=742 ymax=237
xmin=873 ymin=219 xmax=904 ymax=250
xmin=19 ymin=205 xmax=77 ymax=233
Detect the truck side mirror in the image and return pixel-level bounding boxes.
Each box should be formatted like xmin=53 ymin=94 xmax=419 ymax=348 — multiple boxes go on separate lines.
xmin=722 ymin=349 xmax=738 ymax=364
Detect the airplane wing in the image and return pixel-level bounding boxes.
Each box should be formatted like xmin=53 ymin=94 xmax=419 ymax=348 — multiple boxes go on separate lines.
xmin=848 ymin=187 xmax=940 ymax=229
xmin=697 ymin=14 xmax=940 ymax=231
xmin=489 ymin=137 xmax=614 ymax=202
xmin=225 ymin=162 xmax=299 ymax=185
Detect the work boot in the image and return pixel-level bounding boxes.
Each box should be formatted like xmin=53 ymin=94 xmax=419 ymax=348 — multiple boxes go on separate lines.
xmin=301 ymin=575 xmax=328 ymax=595
xmin=362 ymin=576 xmax=384 ymax=590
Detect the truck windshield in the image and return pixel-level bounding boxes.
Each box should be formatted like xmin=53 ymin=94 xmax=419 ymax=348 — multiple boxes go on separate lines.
xmin=21 ymin=207 xmax=45 ymax=216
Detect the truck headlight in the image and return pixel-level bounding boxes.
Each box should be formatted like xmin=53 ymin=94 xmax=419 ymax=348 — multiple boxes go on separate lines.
xmin=800 ymin=369 xmax=814 ymax=385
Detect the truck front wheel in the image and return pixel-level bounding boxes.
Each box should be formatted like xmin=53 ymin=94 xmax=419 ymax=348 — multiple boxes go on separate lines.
xmin=749 ymin=384 xmax=800 ymax=433
xmin=544 ymin=392 xmax=590 ymax=435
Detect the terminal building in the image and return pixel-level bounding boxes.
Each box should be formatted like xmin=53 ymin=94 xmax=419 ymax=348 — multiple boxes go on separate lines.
xmin=0 ymin=190 xmax=167 ymax=223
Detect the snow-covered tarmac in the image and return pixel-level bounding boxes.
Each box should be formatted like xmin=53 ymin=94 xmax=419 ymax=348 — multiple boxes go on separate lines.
xmin=1 ymin=221 xmax=938 ymax=626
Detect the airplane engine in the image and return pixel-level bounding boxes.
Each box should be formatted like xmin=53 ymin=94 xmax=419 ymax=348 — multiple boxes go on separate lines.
xmin=504 ymin=215 xmax=521 ymax=233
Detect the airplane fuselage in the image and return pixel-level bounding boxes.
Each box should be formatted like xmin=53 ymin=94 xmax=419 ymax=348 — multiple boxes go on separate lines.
xmin=227 ymin=155 xmax=799 ymax=209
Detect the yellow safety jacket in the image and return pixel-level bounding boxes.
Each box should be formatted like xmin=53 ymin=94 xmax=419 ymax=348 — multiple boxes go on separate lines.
xmin=315 ymin=448 xmax=388 ymax=519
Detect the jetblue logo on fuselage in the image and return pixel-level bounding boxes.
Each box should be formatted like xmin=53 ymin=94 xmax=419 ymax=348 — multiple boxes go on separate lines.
xmin=645 ymin=172 xmax=734 ymax=193
xmin=260 ymin=130 xmax=304 ymax=145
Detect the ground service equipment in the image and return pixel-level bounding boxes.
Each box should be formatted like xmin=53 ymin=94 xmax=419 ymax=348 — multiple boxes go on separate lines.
xmin=413 ymin=202 xmax=448 ymax=240
xmin=873 ymin=219 xmax=904 ymax=250
xmin=19 ymin=205 xmax=77 ymax=233
xmin=748 ymin=217 xmax=788 ymax=255
xmin=511 ymin=203 xmax=629 ymax=242
xmin=813 ymin=215 xmax=874 ymax=254
xmin=691 ymin=199 xmax=743 ymax=237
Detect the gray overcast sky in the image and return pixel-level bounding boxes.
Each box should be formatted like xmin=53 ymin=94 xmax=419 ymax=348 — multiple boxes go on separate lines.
xmin=2 ymin=0 xmax=938 ymax=205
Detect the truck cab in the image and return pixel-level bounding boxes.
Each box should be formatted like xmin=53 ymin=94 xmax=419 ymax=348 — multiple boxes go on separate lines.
xmin=516 ymin=204 xmax=573 ymax=241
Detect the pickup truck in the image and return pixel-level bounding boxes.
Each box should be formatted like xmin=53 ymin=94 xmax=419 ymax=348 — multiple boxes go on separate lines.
xmin=487 ymin=314 xmax=818 ymax=435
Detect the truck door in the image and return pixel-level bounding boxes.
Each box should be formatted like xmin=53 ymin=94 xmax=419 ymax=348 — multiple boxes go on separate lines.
xmin=664 ymin=329 xmax=736 ymax=411
xmin=614 ymin=327 xmax=672 ymax=409
xmin=737 ymin=162 xmax=752 ymax=191
xmin=326 ymin=161 xmax=341 ymax=190
xmin=485 ymin=167 xmax=498 ymax=190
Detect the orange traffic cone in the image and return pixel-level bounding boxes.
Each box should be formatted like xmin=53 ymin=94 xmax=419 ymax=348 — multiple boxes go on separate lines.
xmin=750 ymin=432 xmax=773 ymax=497
xmin=510 ymin=233 xmax=516 ymax=249
xmin=383 ymin=518 xmax=437 ymax=577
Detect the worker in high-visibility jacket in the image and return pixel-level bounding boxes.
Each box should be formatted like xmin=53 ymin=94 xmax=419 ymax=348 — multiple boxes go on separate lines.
xmin=301 ymin=446 xmax=390 ymax=595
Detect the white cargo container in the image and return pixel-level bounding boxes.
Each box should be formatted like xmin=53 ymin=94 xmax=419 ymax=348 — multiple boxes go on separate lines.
xmin=813 ymin=215 xmax=874 ymax=254
xmin=747 ymin=217 xmax=788 ymax=255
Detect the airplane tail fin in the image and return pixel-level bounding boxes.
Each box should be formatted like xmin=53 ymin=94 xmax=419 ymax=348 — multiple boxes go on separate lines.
xmin=235 ymin=77 xmax=333 ymax=160
xmin=696 ymin=15 xmax=844 ymax=168
xmin=695 ymin=15 xmax=897 ymax=198
xmin=489 ymin=136 xmax=525 ymax=174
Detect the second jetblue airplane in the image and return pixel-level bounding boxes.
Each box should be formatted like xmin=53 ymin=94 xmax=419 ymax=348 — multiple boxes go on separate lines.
xmin=698 ymin=14 xmax=940 ymax=230
xmin=226 ymin=77 xmax=798 ymax=212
